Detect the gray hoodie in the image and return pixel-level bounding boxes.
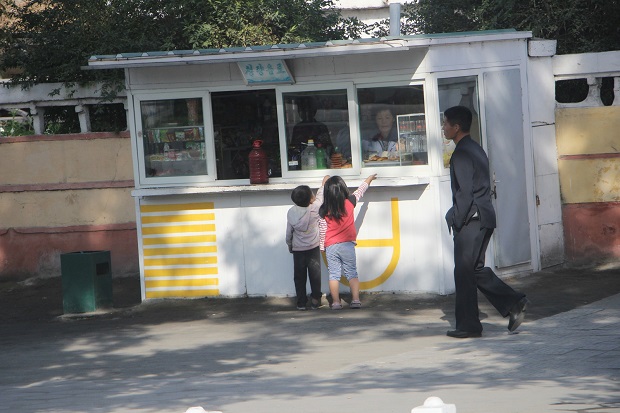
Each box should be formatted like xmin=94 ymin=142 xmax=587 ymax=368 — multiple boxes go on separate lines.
xmin=285 ymin=185 xmax=324 ymax=252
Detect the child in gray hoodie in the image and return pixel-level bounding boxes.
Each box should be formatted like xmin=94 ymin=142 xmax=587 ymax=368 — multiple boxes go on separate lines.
xmin=286 ymin=175 xmax=329 ymax=310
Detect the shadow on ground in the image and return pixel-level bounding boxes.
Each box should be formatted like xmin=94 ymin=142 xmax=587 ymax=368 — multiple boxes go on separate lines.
xmin=1 ymin=263 xmax=619 ymax=325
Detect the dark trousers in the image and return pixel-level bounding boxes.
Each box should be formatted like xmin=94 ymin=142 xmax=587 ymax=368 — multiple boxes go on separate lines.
xmin=293 ymin=246 xmax=322 ymax=306
xmin=453 ymin=220 xmax=525 ymax=333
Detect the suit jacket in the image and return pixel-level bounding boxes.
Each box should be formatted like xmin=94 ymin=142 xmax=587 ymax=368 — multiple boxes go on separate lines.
xmin=445 ymin=135 xmax=496 ymax=231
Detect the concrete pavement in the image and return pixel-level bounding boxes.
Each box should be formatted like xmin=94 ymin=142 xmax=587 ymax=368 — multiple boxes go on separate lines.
xmin=1 ymin=267 xmax=620 ymax=413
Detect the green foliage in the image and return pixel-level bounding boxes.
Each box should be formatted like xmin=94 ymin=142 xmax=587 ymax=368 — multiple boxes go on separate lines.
xmin=0 ymin=110 xmax=34 ymax=137
xmin=43 ymin=106 xmax=80 ymax=134
xmin=0 ymin=0 xmax=363 ymax=93
xmin=90 ymin=103 xmax=127 ymax=133
xmin=373 ymin=0 xmax=620 ymax=55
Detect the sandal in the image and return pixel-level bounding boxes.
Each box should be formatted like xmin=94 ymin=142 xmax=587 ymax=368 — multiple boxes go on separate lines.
xmin=350 ymin=300 xmax=362 ymax=309
xmin=331 ymin=302 xmax=343 ymax=310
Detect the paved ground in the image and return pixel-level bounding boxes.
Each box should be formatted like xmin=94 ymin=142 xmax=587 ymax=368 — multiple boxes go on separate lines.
xmin=1 ymin=263 xmax=620 ymax=413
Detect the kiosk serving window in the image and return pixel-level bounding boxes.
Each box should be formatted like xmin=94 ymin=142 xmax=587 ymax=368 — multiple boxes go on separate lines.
xmin=282 ymin=89 xmax=350 ymax=171
xmin=357 ymin=85 xmax=427 ymax=167
xmin=140 ymin=98 xmax=207 ymax=178
xmin=211 ymin=90 xmax=280 ymax=180
xmin=134 ymin=82 xmax=429 ymax=185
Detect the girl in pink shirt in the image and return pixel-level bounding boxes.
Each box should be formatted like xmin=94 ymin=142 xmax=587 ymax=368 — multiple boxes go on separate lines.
xmin=319 ymin=174 xmax=376 ymax=309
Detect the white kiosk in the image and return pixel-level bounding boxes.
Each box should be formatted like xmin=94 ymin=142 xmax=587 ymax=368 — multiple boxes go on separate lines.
xmin=88 ymin=29 xmax=538 ymax=300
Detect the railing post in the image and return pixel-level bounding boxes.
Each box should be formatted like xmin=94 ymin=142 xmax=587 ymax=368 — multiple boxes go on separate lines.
xmin=30 ymin=105 xmax=45 ymax=135
xmin=584 ymin=76 xmax=603 ymax=107
xmin=75 ymin=104 xmax=91 ymax=133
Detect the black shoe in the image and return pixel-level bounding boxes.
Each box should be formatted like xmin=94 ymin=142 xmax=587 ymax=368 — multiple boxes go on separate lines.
xmin=508 ymin=297 xmax=530 ymax=332
xmin=446 ymin=330 xmax=482 ymax=339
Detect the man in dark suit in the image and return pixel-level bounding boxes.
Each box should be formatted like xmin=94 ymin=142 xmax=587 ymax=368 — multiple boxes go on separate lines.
xmin=443 ymin=105 xmax=529 ymax=338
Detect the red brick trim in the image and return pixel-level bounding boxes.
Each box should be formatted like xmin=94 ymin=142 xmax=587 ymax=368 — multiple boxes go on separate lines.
xmin=0 ymin=131 xmax=130 ymax=143
xmin=0 ymin=180 xmax=135 ymax=193
xmin=559 ymin=153 xmax=620 ymax=160
xmin=1 ymin=223 xmax=137 ymax=235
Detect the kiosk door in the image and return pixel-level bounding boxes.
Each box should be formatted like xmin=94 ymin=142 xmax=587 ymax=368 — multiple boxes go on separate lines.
xmin=484 ymin=69 xmax=531 ymax=268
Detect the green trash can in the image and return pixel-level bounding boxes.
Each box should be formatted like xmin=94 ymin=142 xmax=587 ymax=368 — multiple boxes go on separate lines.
xmin=60 ymin=250 xmax=113 ymax=314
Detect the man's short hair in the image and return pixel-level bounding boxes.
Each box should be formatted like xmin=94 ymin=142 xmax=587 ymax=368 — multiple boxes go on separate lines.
xmin=444 ymin=106 xmax=472 ymax=133
xmin=291 ymin=185 xmax=313 ymax=207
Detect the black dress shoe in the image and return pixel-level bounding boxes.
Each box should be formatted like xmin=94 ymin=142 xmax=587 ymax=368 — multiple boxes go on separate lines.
xmin=446 ymin=330 xmax=482 ymax=338
xmin=508 ymin=297 xmax=530 ymax=332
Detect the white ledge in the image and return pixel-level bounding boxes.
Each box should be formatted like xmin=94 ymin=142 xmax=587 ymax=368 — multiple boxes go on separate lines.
xmin=131 ymin=176 xmax=430 ymax=197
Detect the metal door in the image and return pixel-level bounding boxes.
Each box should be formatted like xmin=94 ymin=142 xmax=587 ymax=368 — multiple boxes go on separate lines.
xmin=483 ymin=69 xmax=531 ymax=267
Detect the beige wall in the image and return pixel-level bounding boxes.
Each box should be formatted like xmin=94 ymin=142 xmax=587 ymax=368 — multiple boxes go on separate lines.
xmin=556 ymin=107 xmax=620 ymax=204
xmin=556 ymin=107 xmax=620 ymax=156
xmin=0 ymin=188 xmax=134 ymax=228
xmin=0 ymin=135 xmax=133 ymax=185
xmin=555 ymin=106 xmax=620 ymax=264
xmin=558 ymin=158 xmax=620 ymax=204
xmin=0 ymin=132 xmax=138 ymax=279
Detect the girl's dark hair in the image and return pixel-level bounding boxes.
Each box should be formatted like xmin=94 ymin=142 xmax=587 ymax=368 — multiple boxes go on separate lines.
xmin=291 ymin=185 xmax=312 ymax=207
xmin=319 ymin=176 xmax=350 ymax=221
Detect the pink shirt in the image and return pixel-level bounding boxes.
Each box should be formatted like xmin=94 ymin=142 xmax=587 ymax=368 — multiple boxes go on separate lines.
xmin=319 ymin=182 xmax=369 ymax=250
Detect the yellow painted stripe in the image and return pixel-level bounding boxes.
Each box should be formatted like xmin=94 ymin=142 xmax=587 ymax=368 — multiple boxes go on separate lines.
xmin=145 ymin=267 xmax=219 ymax=277
xmin=142 ymin=234 xmax=217 ymax=245
xmin=146 ymin=289 xmax=220 ymax=298
xmin=141 ymin=224 xmax=216 ymax=235
xmin=143 ymin=245 xmax=218 ymax=256
xmin=141 ymin=213 xmax=215 ymax=224
xmin=145 ymin=278 xmax=219 ymax=288
xmin=144 ymin=256 xmax=218 ymax=266
xmin=140 ymin=202 xmax=214 ymax=213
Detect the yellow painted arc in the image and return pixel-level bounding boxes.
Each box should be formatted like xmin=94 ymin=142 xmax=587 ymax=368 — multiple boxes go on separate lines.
xmin=141 ymin=213 xmax=215 ymax=224
xmin=141 ymin=224 xmax=216 ymax=235
xmin=325 ymin=198 xmax=400 ymax=290
xmin=140 ymin=202 xmax=214 ymax=213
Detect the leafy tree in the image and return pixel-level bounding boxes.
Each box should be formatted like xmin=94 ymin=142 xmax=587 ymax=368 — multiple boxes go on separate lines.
xmin=0 ymin=0 xmax=364 ymax=92
xmin=371 ymin=0 xmax=620 ymax=55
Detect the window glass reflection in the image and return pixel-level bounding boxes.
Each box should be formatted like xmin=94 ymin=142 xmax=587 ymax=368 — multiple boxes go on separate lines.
xmin=283 ymin=90 xmax=351 ymax=170
xmin=141 ymin=98 xmax=207 ymax=178
xmin=357 ymin=85 xmax=426 ymax=166
xmin=438 ymin=76 xmax=481 ymax=168
xmin=211 ymin=90 xmax=280 ymax=180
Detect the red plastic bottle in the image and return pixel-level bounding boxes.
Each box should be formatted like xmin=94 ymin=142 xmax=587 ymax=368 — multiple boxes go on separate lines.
xmin=248 ymin=140 xmax=269 ymax=184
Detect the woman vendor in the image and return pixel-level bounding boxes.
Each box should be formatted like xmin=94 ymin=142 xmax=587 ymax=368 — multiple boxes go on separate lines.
xmin=362 ymin=106 xmax=399 ymax=158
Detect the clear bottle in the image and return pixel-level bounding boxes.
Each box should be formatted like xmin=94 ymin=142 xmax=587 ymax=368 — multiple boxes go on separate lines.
xmin=301 ymin=139 xmax=317 ymax=170
xmin=315 ymin=142 xmax=327 ymax=169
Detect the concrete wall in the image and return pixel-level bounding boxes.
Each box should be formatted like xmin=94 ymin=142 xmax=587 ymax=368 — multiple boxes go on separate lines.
xmin=527 ymin=40 xmax=564 ymax=268
xmin=0 ymin=132 xmax=138 ymax=279
xmin=555 ymin=107 xmax=620 ymax=263
xmin=552 ymin=51 xmax=620 ymax=265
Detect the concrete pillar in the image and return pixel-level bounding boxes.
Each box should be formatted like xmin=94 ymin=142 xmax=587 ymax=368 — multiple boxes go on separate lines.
xmin=30 ymin=105 xmax=45 ymax=135
xmin=389 ymin=3 xmax=401 ymax=36
xmin=75 ymin=104 xmax=91 ymax=133
xmin=123 ymin=100 xmax=130 ymax=131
